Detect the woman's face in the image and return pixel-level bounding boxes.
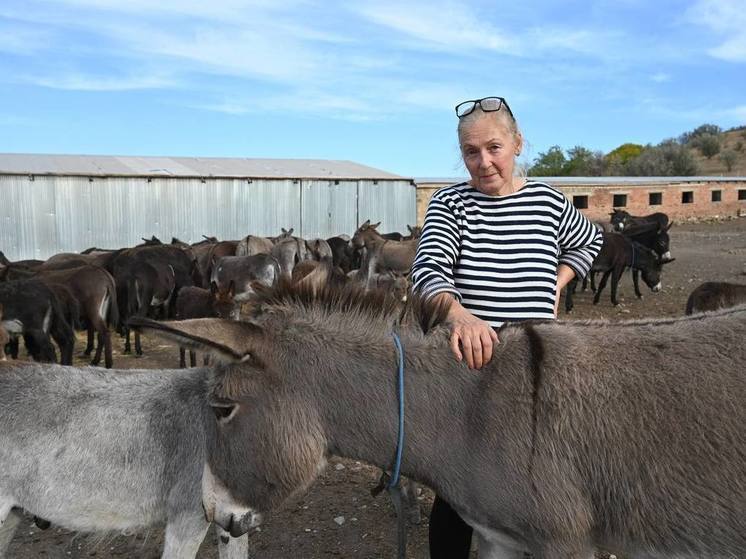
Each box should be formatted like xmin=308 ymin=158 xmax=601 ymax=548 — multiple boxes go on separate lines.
xmin=460 ymin=114 xmax=521 ymax=196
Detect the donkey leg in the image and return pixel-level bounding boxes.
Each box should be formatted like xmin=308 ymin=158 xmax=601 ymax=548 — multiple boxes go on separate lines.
xmin=91 ymin=322 xmax=105 ymax=366
xmin=402 ymin=478 xmax=421 ymax=524
xmin=103 ymin=328 xmax=113 ymax=369
xmin=123 ymin=326 xmax=132 ymax=354
xmin=593 ymin=271 xmax=612 ymax=304
xmin=84 ymin=325 xmax=95 ymax=356
xmin=632 ymin=269 xmax=642 ymax=298
xmin=189 ymin=350 xmax=197 ymax=368
xmin=215 ymin=526 xmax=249 ymax=559
xmin=179 ymin=347 xmax=187 ymax=368
xmin=610 ymin=268 xmax=624 ymax=306
xmin=8 ymin=337 xmax=18 ymax=359
xmin=474 ymin=533 xmax=524 ymax=559
xmin=135 ymin=330 xmax=143 ymax=356
xmin=162 ymin=513 xmax=210 ymax=559
xmin=0 ymin=502 xmax=22 ymax=559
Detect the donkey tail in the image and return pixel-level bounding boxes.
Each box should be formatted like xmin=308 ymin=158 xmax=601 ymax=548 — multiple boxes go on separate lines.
xmin=106 ymin=282 xmax=120 ymax=329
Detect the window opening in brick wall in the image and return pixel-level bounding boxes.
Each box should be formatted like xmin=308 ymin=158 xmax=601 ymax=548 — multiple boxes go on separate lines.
xmin=613 ymin=194 xmax=627 ymax=207
xmin=573 ymin=195 xmax=588 ymax=209
xmin=649 ymin=192 xmax=662 ymax=206
xmin=682 ymin=191 xmax=694 ymax=204
xmin=739 ymin=189 xmax=746 ymax=201
xmin=711 ymin=190 xmax=722 ymax=203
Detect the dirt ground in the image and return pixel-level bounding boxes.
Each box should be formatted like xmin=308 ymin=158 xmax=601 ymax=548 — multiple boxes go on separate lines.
xmin=5 ymin=217 xmax=746 ymax=559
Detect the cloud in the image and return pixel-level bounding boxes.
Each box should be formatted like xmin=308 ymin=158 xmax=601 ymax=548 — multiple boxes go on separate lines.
xmin=23 ymin=73 xmax=178 ymax=91
xmin=352 ymin=1 xmax=518 ymax=54
xmin=685 ymin=0 xmax=746 ymax=62
xmin=651 ymin=73 xmax=670 ymax=83
xmin=0 ymin=22 xmax=52 ymax=55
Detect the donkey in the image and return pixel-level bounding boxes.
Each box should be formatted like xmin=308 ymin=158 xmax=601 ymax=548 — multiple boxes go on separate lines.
xmin=211 ymin=254 xmax=280 ymax=302
xmin=175 ymin=283 xmax=240 ymax=367
xmin=0 ymin=363 xmax=248 ymax=559
xmin=351 ymin=220 xmax=417 ymax=278
xmin=622 ymin=221 xmax=673 ymax=262
xmin=36 ymin=265 xmax=119 ymax=368
xmin=201 ymin=240 xmax=239 ymax=289
xmin=235 ymin=234 xmax=273 ymax=257
xmin=565 ymin=233 xmax=672 ymax=312
xmin=0 ymin=279 xmax=74 ymax=365
xmin=685 ymin=281 xmax=746 ymax=314
xmin=610 ymin=209 xmax=669 ymax=233
xmin=134 ymin=283 xmax=746 ymax=559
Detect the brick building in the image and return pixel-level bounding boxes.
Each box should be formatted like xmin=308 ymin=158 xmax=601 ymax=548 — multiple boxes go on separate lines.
xmin=415 ymin=177 xmax=746 ymax=225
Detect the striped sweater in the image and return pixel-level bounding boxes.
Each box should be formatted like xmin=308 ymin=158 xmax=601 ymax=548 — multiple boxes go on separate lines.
xmin=411 ymin=181 xmax=603 ymax=327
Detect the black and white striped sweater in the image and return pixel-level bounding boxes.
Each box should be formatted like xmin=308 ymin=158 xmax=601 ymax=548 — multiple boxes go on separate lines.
xmin=411 ymin=181 xmax=603 ymax=326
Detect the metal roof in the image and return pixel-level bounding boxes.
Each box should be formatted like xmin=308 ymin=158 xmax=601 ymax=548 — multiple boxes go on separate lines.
xmin=0 ymin=153 xmax=409 ymax=181
xmin=416 ymin=176 xmax=746 ymax=186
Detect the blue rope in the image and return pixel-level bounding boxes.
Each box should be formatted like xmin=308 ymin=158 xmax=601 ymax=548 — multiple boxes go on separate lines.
xmin=388 ymin=331 xmax=405 ymax=489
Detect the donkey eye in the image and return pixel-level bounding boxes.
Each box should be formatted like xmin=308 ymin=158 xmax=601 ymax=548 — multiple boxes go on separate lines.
xmin=211 ymin=402 xmax=238 ymax=423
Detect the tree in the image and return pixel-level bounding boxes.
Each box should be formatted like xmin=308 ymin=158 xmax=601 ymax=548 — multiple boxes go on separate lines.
xmin=679 ymin=123 xmax=723 ymax=144
xmin=625 ymin=141 xmax=698 ymax=176
xmin=606 ymin=143 xmax=644 ymax=164
xmin=564 ymin=146 xmax=606 ymax=176
xmin=720 ymin=150 xmax=737 ymax=172
xmin=529 ymin=146 xmax=567 ymax=176
xmin=696 ymin=134 xmax=721 ymax=159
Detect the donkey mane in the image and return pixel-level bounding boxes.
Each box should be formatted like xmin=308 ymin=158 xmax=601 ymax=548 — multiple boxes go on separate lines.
xmin=250 ymin=278 xmax=451 ymax=335
xmin=553 ymin=302 xmax=746 ymax=330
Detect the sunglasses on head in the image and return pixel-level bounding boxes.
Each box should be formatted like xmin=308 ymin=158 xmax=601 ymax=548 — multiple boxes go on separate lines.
xmin=455 ymin=96 xmax=514 ymax=119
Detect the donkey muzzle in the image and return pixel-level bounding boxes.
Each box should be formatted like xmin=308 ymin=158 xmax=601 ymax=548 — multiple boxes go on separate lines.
xmin=215 ymin=510 xmax=262 ymax=538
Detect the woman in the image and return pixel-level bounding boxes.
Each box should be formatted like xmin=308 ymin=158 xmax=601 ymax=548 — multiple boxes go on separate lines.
xmin=410 ymin=96 xmax=603 ymax=557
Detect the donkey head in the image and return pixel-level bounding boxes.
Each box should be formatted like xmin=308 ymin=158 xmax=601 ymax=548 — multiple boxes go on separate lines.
xmin=609 ymin=209 xmax=630 ymax=231
xmin=637 ymin=246 xmax=675 ymax=293
xmin=351 ymin=220 xmax=381 ymax=249
xmin=210 ymin=281 xmax=240 ymax=320
xmin=129 ymin=316 xmax=327 ymax=536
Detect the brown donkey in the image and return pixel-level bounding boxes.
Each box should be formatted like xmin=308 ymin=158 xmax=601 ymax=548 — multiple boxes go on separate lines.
xmin=133 ymin=285 xmax=746 ymax=559
xmin=351 ymin=220 xmax=418 ymax=274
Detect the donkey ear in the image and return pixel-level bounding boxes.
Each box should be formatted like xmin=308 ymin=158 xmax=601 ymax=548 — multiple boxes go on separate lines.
xmin=129 ymin=317 xmax=264 ymax=363
xmin=370 ymin=221 xmax=381 ymax=229
xmin=361 ymin=219 xmax=370 ymax=228
xmin=662 ymin=257 xmax=676 ymax=265
xmin=666 ymin=222 xmax=673 ymax=231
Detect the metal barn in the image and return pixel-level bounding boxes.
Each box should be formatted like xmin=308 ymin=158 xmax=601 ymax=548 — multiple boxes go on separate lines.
xmin=0 ymin=154 xmax=416 ymax=260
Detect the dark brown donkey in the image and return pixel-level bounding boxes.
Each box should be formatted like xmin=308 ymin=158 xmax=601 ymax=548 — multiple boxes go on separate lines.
xmin=36 ymin=265 xmax=119 ymax=368
xmin=134 ymin=284 xmax=746 ymax=559
xmin=686 ymin=281 xmax=746 ymax=314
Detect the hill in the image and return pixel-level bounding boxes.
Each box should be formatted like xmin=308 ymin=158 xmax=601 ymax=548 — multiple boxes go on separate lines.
xmin=688 ymin=127 xmax=746 ymax=176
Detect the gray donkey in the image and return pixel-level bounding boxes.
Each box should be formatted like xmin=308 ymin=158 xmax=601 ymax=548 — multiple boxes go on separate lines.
xmin=134 ymin=283 xmax=746 ymax=559
xmin=0 ymin=363 xmax=250 ymax=559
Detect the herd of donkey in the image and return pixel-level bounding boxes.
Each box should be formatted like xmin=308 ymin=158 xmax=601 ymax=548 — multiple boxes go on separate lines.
xmin=0 ymin=209 xmax=744 ymax=369
xmin=0 ymin=208 xmax=746 ymax=559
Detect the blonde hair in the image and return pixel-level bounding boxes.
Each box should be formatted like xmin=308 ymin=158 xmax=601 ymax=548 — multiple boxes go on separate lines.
xmin=457 ymin=107 xmax=525 ymax=177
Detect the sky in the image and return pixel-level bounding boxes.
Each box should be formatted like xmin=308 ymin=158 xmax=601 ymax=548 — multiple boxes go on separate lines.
xmin=1 ymin=0 xmax=745 ymax=178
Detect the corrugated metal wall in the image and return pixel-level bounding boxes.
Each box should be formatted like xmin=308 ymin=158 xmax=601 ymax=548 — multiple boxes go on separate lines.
xmin=0 ymin=175 xmax=415 ymax=260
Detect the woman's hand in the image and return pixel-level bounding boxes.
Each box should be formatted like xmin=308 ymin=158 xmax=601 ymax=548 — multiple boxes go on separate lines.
xmin=446 ymin=301 xmax=498 ymax=370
